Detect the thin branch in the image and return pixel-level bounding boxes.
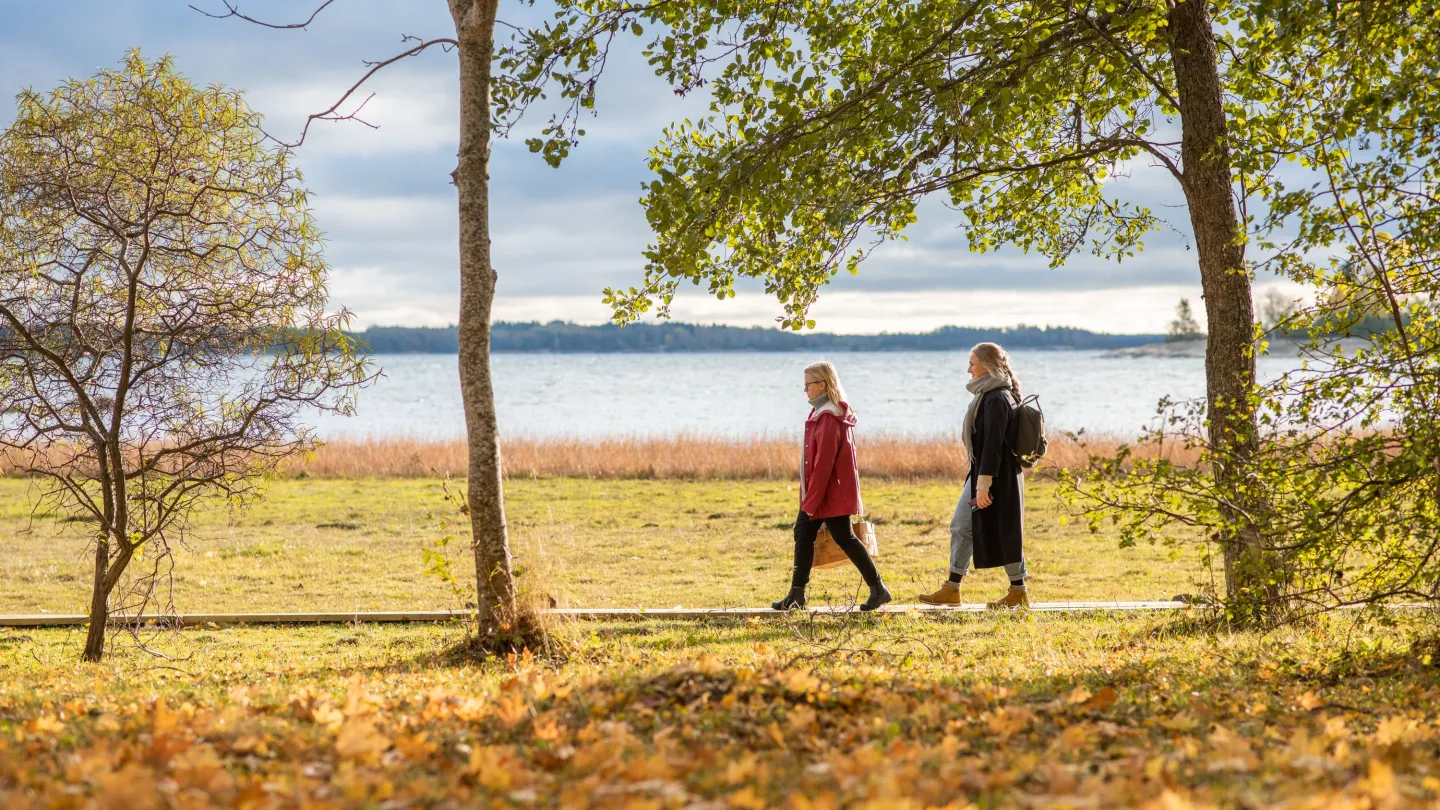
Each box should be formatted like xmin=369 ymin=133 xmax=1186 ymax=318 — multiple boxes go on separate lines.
xmin=188 ymin=0 xmax=338 ymax=30
xmin=270 ymin=37 xmax=459 ymax=148
xmin=1074 ymin=8 xmax=1183 ymax=113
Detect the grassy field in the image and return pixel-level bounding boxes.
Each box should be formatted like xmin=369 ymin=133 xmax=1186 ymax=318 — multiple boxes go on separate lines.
xmin=3 ymin=474 xmax=1439 ymax=808
xmin=2 ymin=611 xmax=1438 ymax=808
xmin=0 ymin=476 xmax=1214 ymax=616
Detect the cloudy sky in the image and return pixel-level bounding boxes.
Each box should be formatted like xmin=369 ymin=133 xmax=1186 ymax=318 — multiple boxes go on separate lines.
xmin=0 ymin=0 xmax=1304 ymax=334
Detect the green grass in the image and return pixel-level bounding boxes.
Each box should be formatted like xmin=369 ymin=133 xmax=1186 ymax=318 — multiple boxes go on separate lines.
xmin=0 ymin=477 xmax=1213 ymax=615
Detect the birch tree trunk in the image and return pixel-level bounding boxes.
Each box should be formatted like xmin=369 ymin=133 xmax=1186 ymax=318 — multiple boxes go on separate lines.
xmin=449 ymin=0 xmax=517 ymax=627
xmin=1168 ymin=0 xmax=1270 ymax=609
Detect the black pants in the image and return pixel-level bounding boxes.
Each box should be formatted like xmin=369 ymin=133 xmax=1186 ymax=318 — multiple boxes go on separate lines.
xmin=791 ymin=510 xmax=881 ymax=590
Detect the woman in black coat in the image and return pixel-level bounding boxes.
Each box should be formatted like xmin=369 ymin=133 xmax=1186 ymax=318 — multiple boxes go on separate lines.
xmin=918 ymin=342 xmax=1029 ymax=608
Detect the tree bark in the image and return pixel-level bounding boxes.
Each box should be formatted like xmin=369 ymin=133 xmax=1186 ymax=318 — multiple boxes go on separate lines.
xmin=82 ymin=537 xmax=111 ymax=662
xmin=1168 ymin=0 xmax=1269 ymax=609
xmin=450 ymin=0 xmax=517 ymax=627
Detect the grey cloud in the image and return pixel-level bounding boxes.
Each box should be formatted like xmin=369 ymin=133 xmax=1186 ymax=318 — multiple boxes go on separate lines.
xmin=1 ymin=1 xmax=1325 ymax=331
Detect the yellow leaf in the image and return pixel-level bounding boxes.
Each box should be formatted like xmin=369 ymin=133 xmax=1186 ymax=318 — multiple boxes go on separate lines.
xmin=729 ymin=787 xmax=768 ymax=810
xmin=1065 ymin=686 xmax=1093 ymax=705
xmin=1159 ymin=712 xmax=1200 ymax=732
xmin=1204 ymin=725 xmax=1257 ymax=773
xmin=1296 ymin=691 xmax=1324 ymax=711
xmin=533 ymin=715 xmax=565 ymax=744
xmin=1368 ymin=759 xmax=1397 ymax=803
xmin=170 ymin=745 xmax=236 ymax=794
xmin=28 ymin=715 xmax=64 ymax=735
xmin=1322 ymin=716 xmax=1351 ymax=740
xmin=496 ymin=692 xmax=531 ymax=729
xmin=468 ymin=745 xmax=515 ymax=792
xmin=788 ymin=791 xmax=838 ymax=810
xmin=780 ymin=669 xmax=820 ymax=696
xmin=1139 ymin=790 xmax=1194 ymax=810
xmin=394 ymin=731 xmax=438 ymax=763
xmin=93 ymin=762 xmax=160 ymax=810
xmin=766 ymin=722 xmax=788 ymax=747
xmin=1054 ymin=722 xmax=1096 ymax=752
xmin=724 ymin=753 xmax=758 ymax=785
xmin=151 ymin=701 xmax=178 ymax=736
xmin=334 ymin=719 xmax=388 ymax=761
xmin=696 ymin=653 xmax=722 ymax=675
xmin=231 ymin=735 xmax=270 ymax=757
xmin=787 ymin=705 xmax=818 ymax=733
xmin=313 ymin=703 xmax=345 ymax=731
xmin=1374 ymin=715 xmax=1422 ymax=746
xmin=454 ymin=696 xmax=488 ymax=722
xmin=984 ymin=706 xmax=1033 ymax=738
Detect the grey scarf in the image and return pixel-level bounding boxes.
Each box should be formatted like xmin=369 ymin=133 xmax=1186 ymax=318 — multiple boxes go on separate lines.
xmin=961 ymin=372 xmax=1012 ymax=459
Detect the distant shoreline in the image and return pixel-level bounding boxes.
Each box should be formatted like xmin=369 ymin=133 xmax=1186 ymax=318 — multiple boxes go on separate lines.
xmin=351 ymin=322 xmax=1168 ymax=354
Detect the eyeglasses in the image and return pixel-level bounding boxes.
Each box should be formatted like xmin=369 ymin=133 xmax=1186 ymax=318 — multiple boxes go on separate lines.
xmin=804 ymin=379 xmax=823 ymax=390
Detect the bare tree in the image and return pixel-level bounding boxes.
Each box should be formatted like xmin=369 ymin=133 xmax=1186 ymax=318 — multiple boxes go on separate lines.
xmin=0 ymin=53 xmax=369 ymax=662
xmin=192 ymin=0 xmax=524 ymax=633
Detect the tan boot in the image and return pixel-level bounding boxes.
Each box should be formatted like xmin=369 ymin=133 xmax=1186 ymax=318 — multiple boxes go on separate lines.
xmin=986 ymin=586 xmax=1029 ymax=610
xmin=918 ymin=581 xmax=962 ymax=606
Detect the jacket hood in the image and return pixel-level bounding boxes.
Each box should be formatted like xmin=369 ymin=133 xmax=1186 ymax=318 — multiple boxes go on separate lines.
xmin=809 ymin=399 xmax=858 ymax=427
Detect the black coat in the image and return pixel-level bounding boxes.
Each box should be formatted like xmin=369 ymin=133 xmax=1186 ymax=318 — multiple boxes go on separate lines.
xmin=968 ymin=388 xmax=1025 ymax=568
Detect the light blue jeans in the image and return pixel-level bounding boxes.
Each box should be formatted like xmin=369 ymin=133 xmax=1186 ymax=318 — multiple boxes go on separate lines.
xmin=949 ymin=476 xmax=1027 ymax=581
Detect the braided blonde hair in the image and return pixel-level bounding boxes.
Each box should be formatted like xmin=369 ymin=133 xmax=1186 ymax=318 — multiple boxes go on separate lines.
xmin=971 ymin=342 xmax=1021 ymax=399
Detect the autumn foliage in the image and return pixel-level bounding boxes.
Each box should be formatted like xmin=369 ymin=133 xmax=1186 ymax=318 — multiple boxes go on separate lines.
xmin=2 ymin=615 xmax=1438 ymax=809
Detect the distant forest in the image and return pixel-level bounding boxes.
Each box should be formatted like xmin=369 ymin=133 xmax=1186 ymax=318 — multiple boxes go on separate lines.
xmin=349 ymin=322 xmax=1167 ymax=353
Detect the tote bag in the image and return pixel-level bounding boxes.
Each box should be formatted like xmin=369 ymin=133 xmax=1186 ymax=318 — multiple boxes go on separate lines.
xmin=813 ymin=517 xmax=878 ymax=570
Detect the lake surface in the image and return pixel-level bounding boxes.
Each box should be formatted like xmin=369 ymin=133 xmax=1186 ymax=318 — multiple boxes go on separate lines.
xmin=309 ymin=350 xmax=1300 ymax=440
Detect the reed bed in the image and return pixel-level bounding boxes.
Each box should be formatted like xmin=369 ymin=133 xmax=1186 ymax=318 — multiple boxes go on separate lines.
xmin=0 ymin=434 xmax=1203 ymax=481
xmin=278 ymin=433 xmax=1203 ymax=480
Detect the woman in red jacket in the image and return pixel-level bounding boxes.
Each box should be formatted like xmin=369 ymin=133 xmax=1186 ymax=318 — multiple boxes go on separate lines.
xmin=772 ymin=361 xmax=891 ymax=612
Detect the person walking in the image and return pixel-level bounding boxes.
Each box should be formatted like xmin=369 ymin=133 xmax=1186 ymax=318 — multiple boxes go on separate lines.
xmin=919 ymin=343 xmax=1030 ymax=609
xmin=772 ymin=361 xmax=891 ymax=612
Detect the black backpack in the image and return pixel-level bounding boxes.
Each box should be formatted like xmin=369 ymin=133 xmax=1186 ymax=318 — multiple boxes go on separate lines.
xmin=1010 ymin=394 xmax=1048 ymax=469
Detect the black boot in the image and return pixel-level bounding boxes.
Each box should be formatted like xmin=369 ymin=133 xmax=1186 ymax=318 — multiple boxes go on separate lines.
xmin=859 ymin=579 xmax=892 ymax=612
xmin=772 ymin=587 xmax=806 ymax=611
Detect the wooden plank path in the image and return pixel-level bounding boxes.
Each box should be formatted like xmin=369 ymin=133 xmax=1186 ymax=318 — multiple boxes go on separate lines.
xmin=0 ymin=601 xmax=1195 ymax=628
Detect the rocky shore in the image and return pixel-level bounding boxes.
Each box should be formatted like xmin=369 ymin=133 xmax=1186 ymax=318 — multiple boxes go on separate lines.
xmin=1105 ymin=339 xmax=1208 ymax=358
xmin=1105 ymin=337 xmax=1371 ymax=358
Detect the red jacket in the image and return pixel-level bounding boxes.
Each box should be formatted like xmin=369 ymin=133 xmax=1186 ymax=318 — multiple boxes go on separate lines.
xmin=800 ymin=402 xmax=863 ymax=518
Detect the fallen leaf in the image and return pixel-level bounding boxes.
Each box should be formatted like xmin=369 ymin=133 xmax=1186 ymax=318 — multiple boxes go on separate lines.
xmin=334 ymin=719 xmax=388 ymax=761
xmin=1081 ymin=687 xmax=1117 ymax=712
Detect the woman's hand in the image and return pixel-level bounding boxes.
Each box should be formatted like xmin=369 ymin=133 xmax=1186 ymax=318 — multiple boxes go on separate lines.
xmin=975 ymin=490 xmax=994 ymax=509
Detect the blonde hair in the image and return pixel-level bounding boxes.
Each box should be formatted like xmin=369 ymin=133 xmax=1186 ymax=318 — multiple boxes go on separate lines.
xmin=804 ymin=361 xmax=848 ymax=406
xmin=970 ymin=342 xmax=1021 ymax=398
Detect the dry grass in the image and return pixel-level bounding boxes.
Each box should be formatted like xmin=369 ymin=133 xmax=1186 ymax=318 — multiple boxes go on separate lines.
xmin=281 ymin=433 xmax=1204 ymax=480
xmin=0 ymin=434 xmax=1205 ymax=481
